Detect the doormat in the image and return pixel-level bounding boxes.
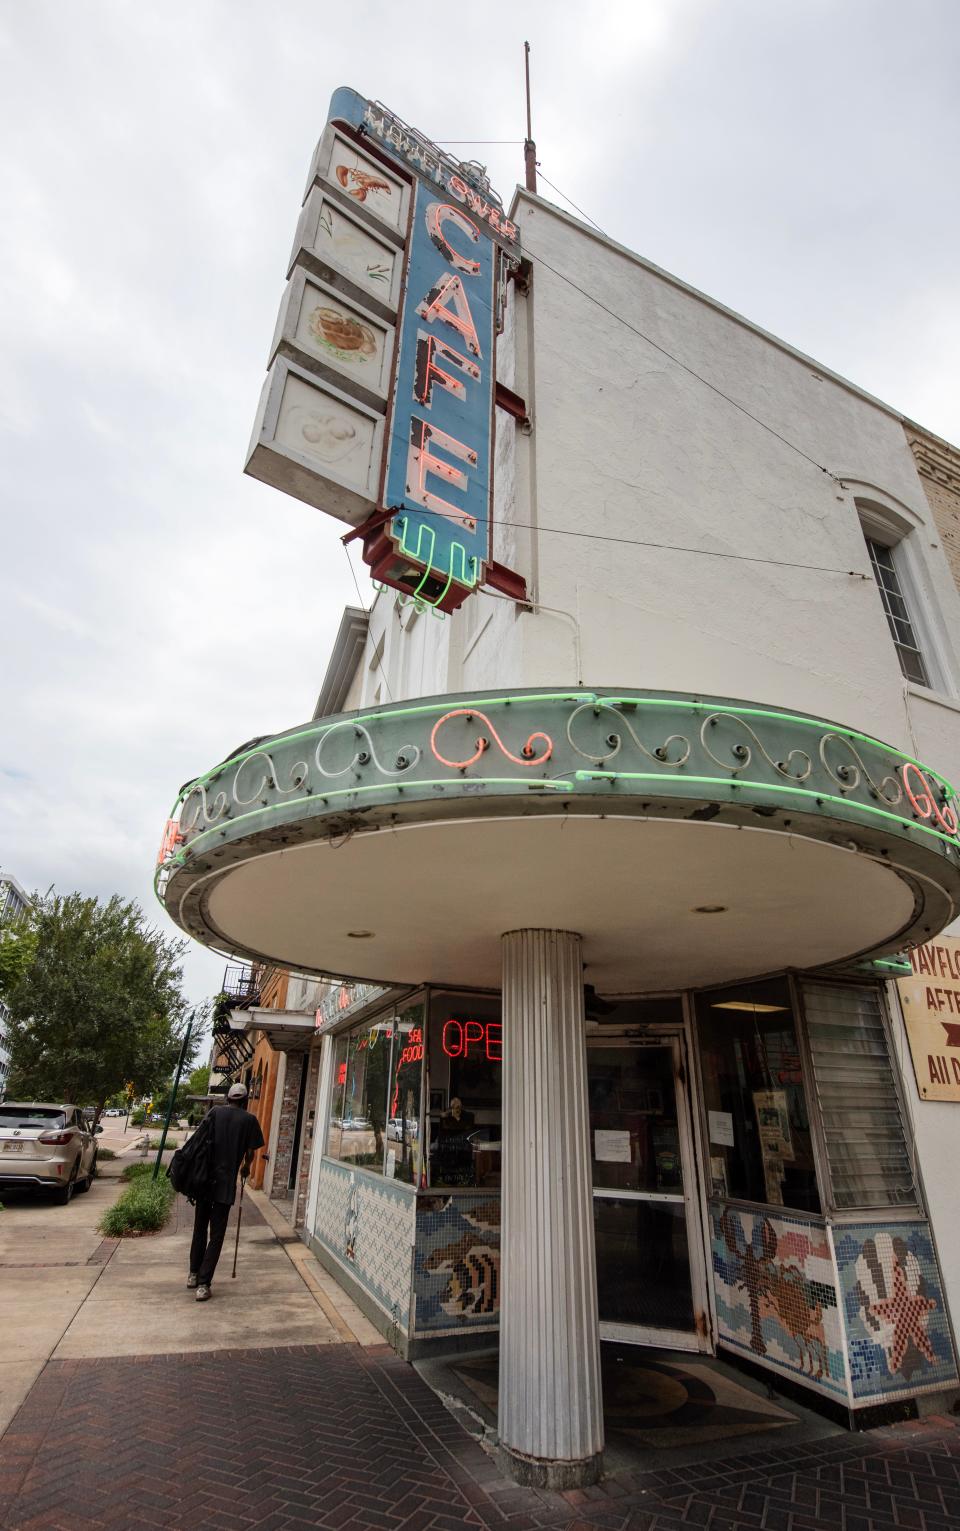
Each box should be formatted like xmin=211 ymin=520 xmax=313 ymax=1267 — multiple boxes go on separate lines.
xmin=450 ymin=1350 xmax=797 ymax=1450
xmin=601 ymin=1351 xmax=796 ymax=1448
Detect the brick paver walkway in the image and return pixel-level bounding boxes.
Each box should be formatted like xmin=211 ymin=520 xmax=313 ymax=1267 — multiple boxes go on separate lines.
xmin=0 ymin=1343 xmax=958 ymax=1531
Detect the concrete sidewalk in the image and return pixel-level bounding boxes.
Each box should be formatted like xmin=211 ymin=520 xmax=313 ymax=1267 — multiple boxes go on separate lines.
xmin=0 ymin=1158 xmax=377 ymax=1438
xmin=4 ymin=1165 xmax=960 ymax=1531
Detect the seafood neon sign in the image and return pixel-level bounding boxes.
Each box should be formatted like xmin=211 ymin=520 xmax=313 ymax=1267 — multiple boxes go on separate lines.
xmin=901 ymin=763 xmax=960 ymax=837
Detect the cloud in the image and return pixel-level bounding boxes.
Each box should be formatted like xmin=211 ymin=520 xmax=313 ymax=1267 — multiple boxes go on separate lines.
xmin=1 ymin=0 xmax=958 ymax=1007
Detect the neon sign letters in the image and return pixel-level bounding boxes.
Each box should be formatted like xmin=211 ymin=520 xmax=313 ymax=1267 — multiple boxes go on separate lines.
xmin=376 ymin=178 xmax=496 ymax=606
xmin=442 ymin=1019 xmax=502 ymax=1063
xmin=357 ymin=98 xmax=519 ymax=251
xmin=901 ymin=762 xmax=959 ymax=838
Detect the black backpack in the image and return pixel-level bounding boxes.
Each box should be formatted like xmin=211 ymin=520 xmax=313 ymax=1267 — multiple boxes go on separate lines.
xmin=167 ymin=1113 xmax=215 ymax=1203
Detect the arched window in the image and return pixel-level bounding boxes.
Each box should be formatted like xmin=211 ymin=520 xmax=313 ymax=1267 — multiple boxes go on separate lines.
xmin=856 ymin=495 xmax=942 ymax=691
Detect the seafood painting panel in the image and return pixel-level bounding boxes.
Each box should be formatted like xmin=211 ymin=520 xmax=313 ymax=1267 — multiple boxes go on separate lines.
xmin=413 ymin=1193 xmax=501 ymax=1335
xmin=245 ymin=357 xmax=384 ymax=524
xmin=304 ymin=127 xmax=410 ymax=238
xmin=271 ymin=268 xmax=395 ymax=406
xmin=290 ymin=190 xmax=402 ymax=312
xmin=834 ymin=1222 xmax=958 ymax=1403
xmin=710 ymin=1203 xmax=848 ymax=1400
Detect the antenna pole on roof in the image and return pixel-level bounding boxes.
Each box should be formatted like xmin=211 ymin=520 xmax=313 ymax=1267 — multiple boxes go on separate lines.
xmin=523 ymin=41 xmax=537 ymax=194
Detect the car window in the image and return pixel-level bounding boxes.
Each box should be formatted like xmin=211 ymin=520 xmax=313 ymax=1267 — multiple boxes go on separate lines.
xmin=0 ymin=1107 xmax=67 ymax=1130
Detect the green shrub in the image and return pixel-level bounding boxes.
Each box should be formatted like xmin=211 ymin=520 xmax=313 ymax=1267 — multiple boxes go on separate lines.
xmin=147 ymin=1137 xmax=177 ymax=1151
xmin=130 ymin=1108 xmax=147 ymax=1126
xmin=98 ymin=1175 xmax=175 ymax=1236
xmin=96 ymin=1147 xmax=117 ymax=1160
xmin=120 ymin=1161 xmax=154 ymax=1182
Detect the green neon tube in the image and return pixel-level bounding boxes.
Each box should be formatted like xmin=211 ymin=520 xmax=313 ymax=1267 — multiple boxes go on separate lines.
xmin=572 ymin=770 xmax=959 ymax=849
xmin=176 ymin=775 xmax=576 ymax=858
xmin=172 ymin=691 xmax=955 ymax=807
xmin=602 ymin=696 xmax=955 ymax=792
xmin=173 ymin=693 xmax=600 ymax=800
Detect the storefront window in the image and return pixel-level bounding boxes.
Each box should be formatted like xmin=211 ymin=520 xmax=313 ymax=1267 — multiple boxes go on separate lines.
xmin=426 ymin=992 xmax=501 ymax=1188
xmin=327 ymin=1018 xmax=394 ymax=1174
xmin=326 ymin=1032 xmax=350 ymax=1160
xmin=325 ymin=1004 xmax=426 ymax=1180
xmin=695 ymin=979 xmax=820 ymax=1213
xmin=385 ymin=1002 xmax=424 ymax=1185
xmin=802 ymin=982 xmax=917 ymax=1210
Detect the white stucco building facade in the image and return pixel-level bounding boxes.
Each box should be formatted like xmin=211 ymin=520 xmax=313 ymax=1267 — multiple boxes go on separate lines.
xmin=160 ymin=117 xmax=960 ymax=1485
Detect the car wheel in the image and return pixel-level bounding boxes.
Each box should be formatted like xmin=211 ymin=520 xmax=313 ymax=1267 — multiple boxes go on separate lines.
xmin=56 ymin=1162 xmax=79 ymax=1205
xmin=77 ymin=1152 xmax=96 ymax=1192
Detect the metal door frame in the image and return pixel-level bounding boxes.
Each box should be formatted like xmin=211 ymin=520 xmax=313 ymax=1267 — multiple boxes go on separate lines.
xmin=587 ymin=1025 xmax=711 ymax=1353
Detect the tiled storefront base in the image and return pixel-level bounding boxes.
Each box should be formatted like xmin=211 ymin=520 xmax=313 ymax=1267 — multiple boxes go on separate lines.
xmin=309 ymin=1158 xmax=416 ymax=1342
xmin=710 ymin=1200 xmax=959 ymax=1417
xmin=834 ymin=1221 xmax=959 ymax=1407
xmin=412 ymin=1193 xmax=501 ymax=1341
xmin=710 ymin=1205 xmax=848 ymax=1401
xmin=308 ymin=1168 xmax=958 ymax=1416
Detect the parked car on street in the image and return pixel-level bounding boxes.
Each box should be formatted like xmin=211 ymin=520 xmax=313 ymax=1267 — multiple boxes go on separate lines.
xmin=0 ymin=1103 xmax=101 ymax=1204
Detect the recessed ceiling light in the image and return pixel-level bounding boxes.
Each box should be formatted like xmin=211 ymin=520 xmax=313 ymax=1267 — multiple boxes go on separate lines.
xmin=346 ymin=930 xmax=375 ymax=939
xmin=692 ymin=905 xmax=727 ymax=914
xmin=711 ymin=1001 xmax=788 ymax=1013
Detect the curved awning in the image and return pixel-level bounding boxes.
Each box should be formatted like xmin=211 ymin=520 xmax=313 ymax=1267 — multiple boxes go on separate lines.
xmin=156 ymin=687 xmax=960 ymax=994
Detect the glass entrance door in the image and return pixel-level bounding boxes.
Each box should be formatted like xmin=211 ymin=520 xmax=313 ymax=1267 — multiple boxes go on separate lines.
xmin=587 ymin=1035 xmax=703 ymax=1350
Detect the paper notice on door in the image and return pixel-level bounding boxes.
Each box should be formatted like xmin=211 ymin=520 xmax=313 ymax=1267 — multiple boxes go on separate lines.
xmin=708 ymin=1110 xmax=735 ymax=1147
xmin=594 ymin=1129 xmax=632 ymax=1163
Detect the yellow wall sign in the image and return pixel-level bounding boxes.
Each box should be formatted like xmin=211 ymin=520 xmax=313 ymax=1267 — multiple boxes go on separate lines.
xmin=897 ymin=936 xmax=960 ymax=1100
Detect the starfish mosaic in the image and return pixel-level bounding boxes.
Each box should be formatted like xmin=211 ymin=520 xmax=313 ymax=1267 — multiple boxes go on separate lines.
xmin=868 ymin=1258 xmax=937 ymax=1373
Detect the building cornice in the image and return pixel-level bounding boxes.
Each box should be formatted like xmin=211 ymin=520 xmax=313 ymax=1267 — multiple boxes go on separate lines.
xmin=907 ymin=432 xmax=960 ymax=497
xmin=312 ymin=606 xmax=369 ymax=721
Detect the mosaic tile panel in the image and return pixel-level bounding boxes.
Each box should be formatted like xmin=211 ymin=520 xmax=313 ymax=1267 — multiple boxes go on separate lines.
xmin=709 ymin=1203 xmax=847 ymax=1399
xmin=313 ymin=1157 xmax=416 ymax=1329
xmin=834 ymin=1221 xmax=958 ymax=1402
xmin=413 ymin=1193 xmax=501 ymax=1334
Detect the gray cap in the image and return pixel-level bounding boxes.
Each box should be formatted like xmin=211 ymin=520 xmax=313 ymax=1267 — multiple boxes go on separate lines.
xmin=227 ymin=1083 xmax=248 ymax=1102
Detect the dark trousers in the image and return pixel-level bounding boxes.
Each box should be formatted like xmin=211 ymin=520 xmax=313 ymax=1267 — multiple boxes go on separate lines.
xmin=190 ymin=1197 xmax=231 ymax=1284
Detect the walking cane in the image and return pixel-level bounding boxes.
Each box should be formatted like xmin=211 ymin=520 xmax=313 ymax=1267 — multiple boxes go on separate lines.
xmin=231 ymin=1176 xmax=245 ymax=1279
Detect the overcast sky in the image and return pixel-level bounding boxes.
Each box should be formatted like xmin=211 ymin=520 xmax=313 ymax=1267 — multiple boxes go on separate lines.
xmin=1 ymin=0 xmax=959 ymax=1011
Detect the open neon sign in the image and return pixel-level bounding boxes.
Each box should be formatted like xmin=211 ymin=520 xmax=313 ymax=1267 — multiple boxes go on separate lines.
xmin=442 ymin=1019 xmax=502 ymax=1063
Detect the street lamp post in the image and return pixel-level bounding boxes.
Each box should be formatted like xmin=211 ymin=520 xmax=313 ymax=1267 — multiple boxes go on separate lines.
xmin=151 ymin=1011 xmax=195 ymax=1182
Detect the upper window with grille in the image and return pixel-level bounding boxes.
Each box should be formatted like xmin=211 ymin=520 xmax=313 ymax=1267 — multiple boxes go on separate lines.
xmin=865 ymin=537 xmax=930 ymax=686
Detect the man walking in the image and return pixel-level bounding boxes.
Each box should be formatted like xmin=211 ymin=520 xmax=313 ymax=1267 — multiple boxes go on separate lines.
xmin=188 ymin=1082 xmax=264 ymax=1301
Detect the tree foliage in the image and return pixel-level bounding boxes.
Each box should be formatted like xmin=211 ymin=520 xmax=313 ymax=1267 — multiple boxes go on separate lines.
xmin=187 ymin=1063 xmax=210 ymax=1097
xmin=146 ymin=1060 xmax=213 ymax=1124
xmin=4 ymin=891 xmax=195 ymax=1114
xmin=0 ymin=915 xmax=37 ymax=1000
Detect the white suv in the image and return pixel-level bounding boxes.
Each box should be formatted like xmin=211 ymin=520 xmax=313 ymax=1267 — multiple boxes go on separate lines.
xmin=0 ymin=1103 xmax=100 ymax=1204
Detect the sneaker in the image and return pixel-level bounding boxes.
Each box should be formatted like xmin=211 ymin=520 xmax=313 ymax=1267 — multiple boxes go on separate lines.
xmin=195 ymin=1283 xmax=211 ymax=1302
xmin=186 ymin=1273 xmax=198 ymax=1289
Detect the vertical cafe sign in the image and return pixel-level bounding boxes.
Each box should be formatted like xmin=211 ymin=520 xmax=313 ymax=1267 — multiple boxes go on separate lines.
xmin=245 ymin=87 xmax=519 ymax=613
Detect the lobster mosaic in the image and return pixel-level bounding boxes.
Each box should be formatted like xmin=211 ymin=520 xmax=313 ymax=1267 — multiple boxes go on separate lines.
xmin=711 ymin=1206 xmax=846 ymax=1397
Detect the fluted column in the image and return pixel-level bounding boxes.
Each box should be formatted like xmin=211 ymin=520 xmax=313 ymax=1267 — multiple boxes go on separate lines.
xmin=499 ymin=929 xmax=603 ymax=1487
